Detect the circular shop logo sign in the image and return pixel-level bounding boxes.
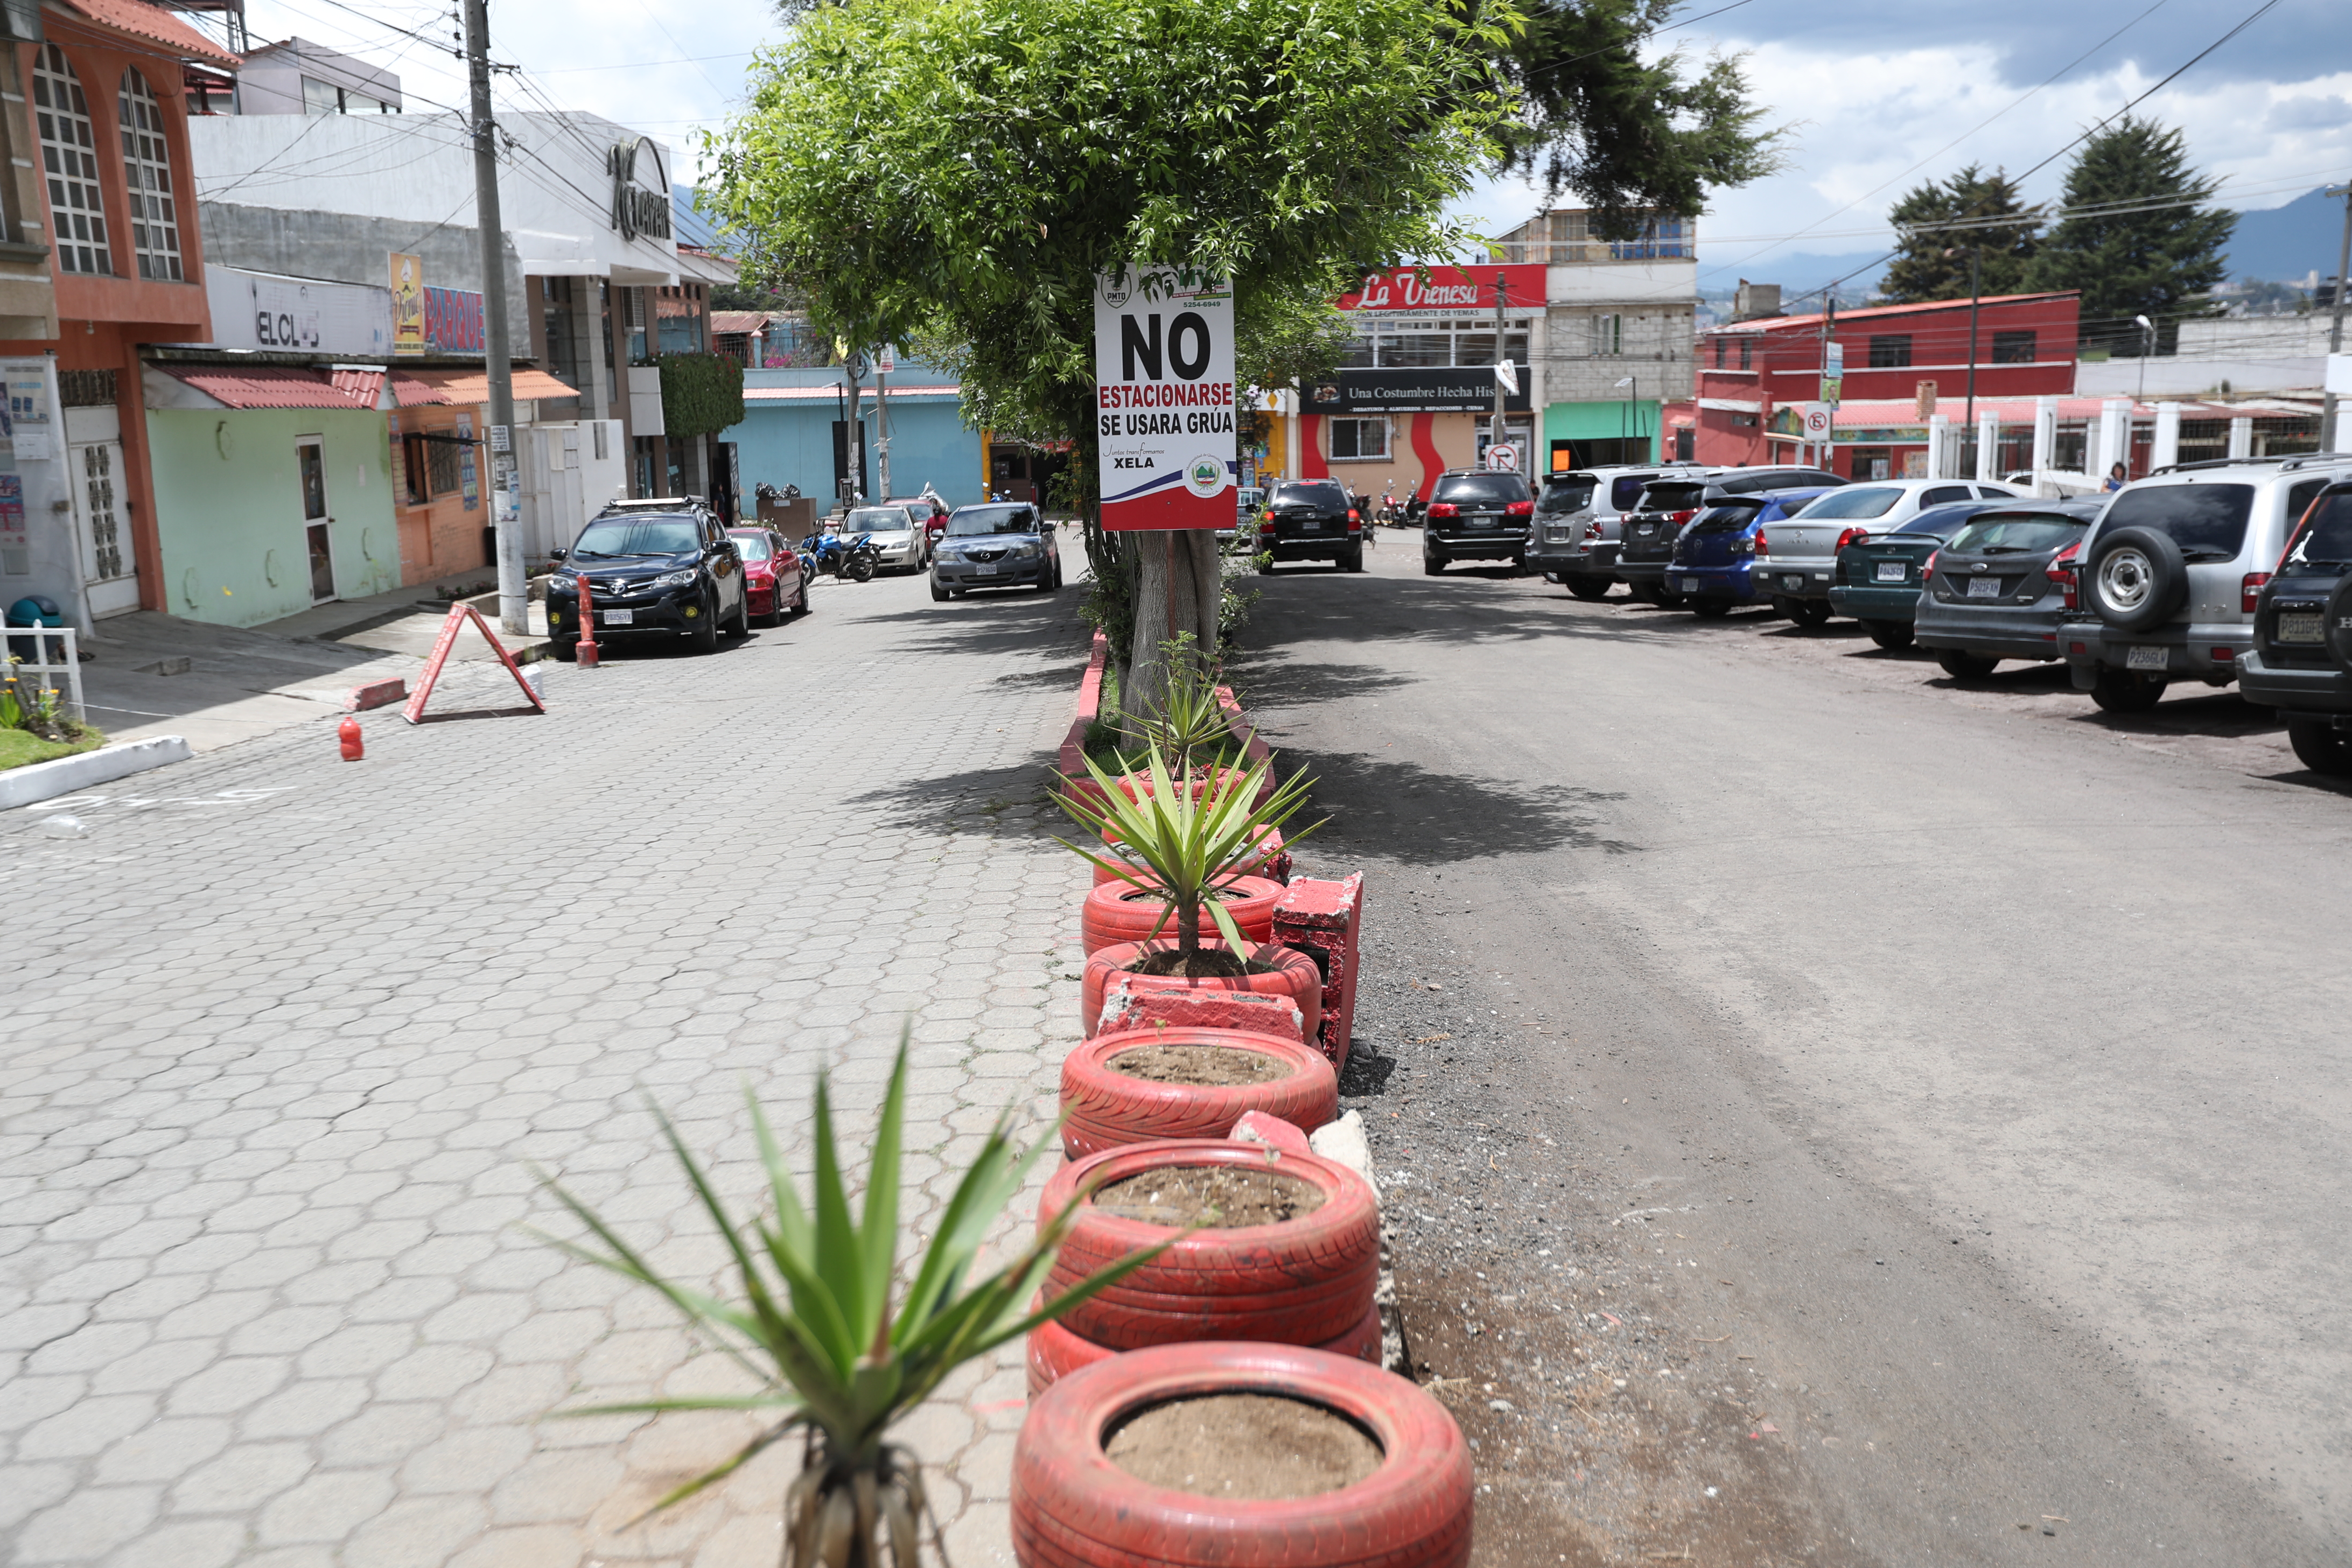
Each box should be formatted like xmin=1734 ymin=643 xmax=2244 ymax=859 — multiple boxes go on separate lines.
xmin=1100 ymin=273 xmax=1132 ymax=310
xmin=1184 ymin=456 xmax=1228 ymax=498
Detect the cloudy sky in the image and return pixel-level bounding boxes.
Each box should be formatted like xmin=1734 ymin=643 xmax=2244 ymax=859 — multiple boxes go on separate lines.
xmin=227 ymin=0 xmax=2351 ymax=288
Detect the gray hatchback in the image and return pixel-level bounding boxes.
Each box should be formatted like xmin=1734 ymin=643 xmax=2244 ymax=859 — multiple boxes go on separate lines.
xmin=1912 ymin=499 xmax=2103 ymax=678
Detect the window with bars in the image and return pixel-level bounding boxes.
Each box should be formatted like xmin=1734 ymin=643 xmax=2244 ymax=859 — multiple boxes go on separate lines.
xmin=118 ymin=70 xmax=181 ymax=281
xmin=32 ymin=46 xmax=108 ymax=276
xmin=1328 ymin=417 xmax=1388 ymax=460
xmin=1591 ymin=313 xmax=1623 ymax=356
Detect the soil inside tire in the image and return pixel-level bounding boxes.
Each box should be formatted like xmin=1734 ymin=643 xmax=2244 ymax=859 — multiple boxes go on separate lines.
xmin=1129 ymin=948 xmax=1251 ymax=978
xmin=1105 ymin=1392 xmax=1381 ymax=1499
xmin=1107 ymin=1044 xmax=1291 ymax=1087
xmin=1094 ymin=1164 xmax=1324 ymax=1227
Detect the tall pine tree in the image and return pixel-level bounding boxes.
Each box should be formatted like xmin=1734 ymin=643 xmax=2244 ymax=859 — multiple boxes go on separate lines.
xmin=2023 ymin=116 xmax=2235 ymax=356
xmin=1881 ymin=165 xmax=2040 ymax=303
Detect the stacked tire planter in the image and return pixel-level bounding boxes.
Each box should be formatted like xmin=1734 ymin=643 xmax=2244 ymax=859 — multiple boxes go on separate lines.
xmin=1017 ymin=725 xmax=1474 ymax=1566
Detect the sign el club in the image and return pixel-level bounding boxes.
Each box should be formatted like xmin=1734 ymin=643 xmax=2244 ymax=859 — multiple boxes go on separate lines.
xmin=1095 ymin=267 xmax=1236 ymax=530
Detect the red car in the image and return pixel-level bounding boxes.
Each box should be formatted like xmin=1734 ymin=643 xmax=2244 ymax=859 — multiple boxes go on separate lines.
xmin=726 ymin=527 xmax=808 ymax=625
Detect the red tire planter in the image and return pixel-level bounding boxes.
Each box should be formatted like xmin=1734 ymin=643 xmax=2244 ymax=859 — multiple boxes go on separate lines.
xmin=1094 ymin=825 xmax=1290 ymax=886
xmin=1060 ymin=1027 xmax=1338 ymax=1161
xmin=1012 ymin=1343 xmax=1473 ymax=1568
xmin=1042 ymin=1140 xmax=1378 ymax=1350
xmin=1081 ymin=876 xmax=1284 ymax=956
xmin=1081 ymin=940 xmax=1322 ymax=1041
xmin=1026 ymin=1299 xmax=1381 ymax=1397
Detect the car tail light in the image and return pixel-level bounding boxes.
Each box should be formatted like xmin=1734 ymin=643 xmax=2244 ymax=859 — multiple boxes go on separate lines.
xmin=1506 ymin=500 xmax=1534 ymax=519
xmin=1583 ymin=520 xmax=1603 ymax=541
xmin=1835 ymin=527 xmax=1869 ymax=552
xmin=1348 ymin=508 xmax=1360 ymax=523
xmin=1754 ymin=530 xmax=1769 ymax=557
xmin=2242 ymin=572 xmax=2269 ymax=613
xmin=1259 ymin=510 xmax=1276 ymax=534
xmin=1921 ymin=549 xmax=1938 ymax=582
xmin=2213 ymin=647 xmax=2236 ymax=663
xmin=1427 ymin=502 xmax=1459 ymax=519
xmin=1668 ymin=508 xmax=1696 ymax=524
xmin=2047 ymin=541 xmax=2081 ymax=609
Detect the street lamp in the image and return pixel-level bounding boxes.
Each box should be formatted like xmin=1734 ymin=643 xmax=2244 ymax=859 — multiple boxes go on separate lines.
xmin=2134 ymin=314 xmax=2155 ymax=404
xmin=1614 ymin=374 xmax=1636 ymax=457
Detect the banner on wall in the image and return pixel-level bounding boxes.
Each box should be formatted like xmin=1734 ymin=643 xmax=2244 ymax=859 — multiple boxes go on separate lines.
xmin=1094 ymin=265 xmax=1235 ymax=531
xmin=1302 ymin=367 xmax=1531 ymax=415
xmin=389 ymin=252 xmax=424 ymax=355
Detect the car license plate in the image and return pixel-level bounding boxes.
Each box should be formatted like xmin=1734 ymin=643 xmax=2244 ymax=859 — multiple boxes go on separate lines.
xmin=2278 ymin=612 xmax=2323 ymax=643
xmin=977 ymin=565 xmax=998 ymax=576
xmin=2126 ymin=645 xmax=2168 ymax=670
xmin=1967 ymin=576 xmax=2000 ymax=598
xmin=1782 ymin=574 xmax=1804 ymax=591
xmin=1876 ymin=562 xmax=1905 ymax=582
xmin=603 ymin=608 xmax=632 ymax=625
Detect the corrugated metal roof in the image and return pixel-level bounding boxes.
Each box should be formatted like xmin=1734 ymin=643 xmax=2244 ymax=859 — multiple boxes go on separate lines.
xmin=1710 ymin=293 xmax=2080 ymax=335
xmin=711 ymin=312 xmax=771 ymax=335
xmin=159 ymin=366 xmax=374 ymax=410
xmin=59 ymin=0 xmax=242 ymax=65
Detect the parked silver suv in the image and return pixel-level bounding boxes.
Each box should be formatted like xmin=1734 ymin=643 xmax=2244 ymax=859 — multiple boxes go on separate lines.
xmin=1525 ymin=464 xmax=1709 ymax=599
xmin=2059 ymin=454 xmax=2352 ymax=711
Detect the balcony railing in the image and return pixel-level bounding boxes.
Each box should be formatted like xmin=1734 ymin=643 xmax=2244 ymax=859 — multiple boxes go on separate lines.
xmin=1489 ymin=213 xmax=1695 ymax=265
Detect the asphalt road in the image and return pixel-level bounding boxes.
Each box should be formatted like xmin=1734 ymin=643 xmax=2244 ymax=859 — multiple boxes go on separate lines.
xmin=1236 ymin=530 xmax=2348 ymax=1565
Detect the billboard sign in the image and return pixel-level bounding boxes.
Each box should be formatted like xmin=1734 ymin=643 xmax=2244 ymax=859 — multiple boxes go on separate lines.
xmin=1336 ymin=264 xmax=1546 ymax=312
xmin=1302 ymin=367 xmax=1531 ymax=415
xmin=389 ymin=252 xmax=424 ymax=355
xmin=1095 ymin=265 xmax=1235 ymax=532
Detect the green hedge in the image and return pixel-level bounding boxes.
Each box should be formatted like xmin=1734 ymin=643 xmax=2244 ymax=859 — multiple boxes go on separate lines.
xmin=658 ymin=352 xmax=746 ymax=438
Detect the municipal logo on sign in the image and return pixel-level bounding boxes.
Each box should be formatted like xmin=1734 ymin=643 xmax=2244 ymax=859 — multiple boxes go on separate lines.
xmin=1184 ymin=454 xmax=1227 ymax=497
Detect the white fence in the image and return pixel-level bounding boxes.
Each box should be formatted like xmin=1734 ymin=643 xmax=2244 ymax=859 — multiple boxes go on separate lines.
xmin=5 ymin=624 xmax=86 ymax=725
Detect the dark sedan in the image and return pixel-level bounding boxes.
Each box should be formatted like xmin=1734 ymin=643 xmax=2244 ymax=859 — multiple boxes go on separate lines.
xmin=547 ymin=508 xmax=749 ymax=657
xmin=1911 ymin=500 xmax=2103 ymax=678
xmin=1829 ymin=500 xmax=2018 ymax=649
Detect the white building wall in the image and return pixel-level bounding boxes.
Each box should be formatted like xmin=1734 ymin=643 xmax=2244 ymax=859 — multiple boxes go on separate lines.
xmin=1540 ymin=261 xmax=1698 ymax=407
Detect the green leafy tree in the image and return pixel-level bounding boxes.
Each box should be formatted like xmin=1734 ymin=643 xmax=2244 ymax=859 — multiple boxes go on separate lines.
xmin=1881 ymin=165 xmax=2041 ymax=304
xmin=2024 ymin=116 xmax=2235 ymax=356
xmin=1492 ymin=0 xmax=1782 ymax=235
xmin=705 ymin=0 xmax=1507 ymax=713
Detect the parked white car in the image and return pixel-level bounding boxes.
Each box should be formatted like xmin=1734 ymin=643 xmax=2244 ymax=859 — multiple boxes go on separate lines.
xmin=843 ymin=504 xmax=929 ymax=574
xmin=1760 ymin=478 xmax=2024 ymax=624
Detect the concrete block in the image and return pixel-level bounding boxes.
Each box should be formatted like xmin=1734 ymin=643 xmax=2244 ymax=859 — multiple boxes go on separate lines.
xmin=1096 ymin=976 xmax=1306 ymax=1044
xmin=1272 ymin=873 xmax=1365 ymax=1068
xmin=342 ymin=678 xmax=408 ymax=712
xmin=1308 ymin=1109 xmax=1378 ymax=1202
xmin=1229 ymin=1110 xmax=1311 ymax=1156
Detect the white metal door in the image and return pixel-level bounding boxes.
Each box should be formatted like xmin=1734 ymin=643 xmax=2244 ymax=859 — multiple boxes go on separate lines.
xmin=68 ymin=440 xmax=138 ymax=618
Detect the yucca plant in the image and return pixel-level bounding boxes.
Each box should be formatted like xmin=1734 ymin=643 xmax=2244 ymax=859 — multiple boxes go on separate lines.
xmin=531 ymin=1038 xmax=1173 ymax=1566
xmin=1114 ymin=633 xmax=1233 ymax=776
xmin=1057 ymin=739 xmax=1320 ymax=973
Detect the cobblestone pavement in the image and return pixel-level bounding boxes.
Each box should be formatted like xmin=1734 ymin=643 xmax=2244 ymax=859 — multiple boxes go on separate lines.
xmin=0 ymin=569 xmax=1098 ymax=1567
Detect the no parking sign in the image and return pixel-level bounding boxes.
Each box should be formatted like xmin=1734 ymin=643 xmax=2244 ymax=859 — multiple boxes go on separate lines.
xmin=1802 ymin=405 xmax=1833 ymax=442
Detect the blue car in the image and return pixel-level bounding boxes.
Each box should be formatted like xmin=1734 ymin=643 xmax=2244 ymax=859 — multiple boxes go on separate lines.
xmin=1662 ymin=488 xmax=1839 ymax=618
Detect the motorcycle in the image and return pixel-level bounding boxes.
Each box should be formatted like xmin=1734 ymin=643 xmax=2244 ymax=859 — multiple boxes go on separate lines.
xmin=800 ymin=529 xmax=880 ymax=583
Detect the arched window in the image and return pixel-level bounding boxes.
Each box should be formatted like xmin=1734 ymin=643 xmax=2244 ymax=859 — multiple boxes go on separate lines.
xmin=118 ymin=69 xmax=181 ymax=281
xmin=31 ymin=45 xmax=109 ymax=276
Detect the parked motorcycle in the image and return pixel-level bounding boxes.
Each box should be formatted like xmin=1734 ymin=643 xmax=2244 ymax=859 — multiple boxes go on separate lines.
xmin=800 ymin=529 xmax=880 ymax=583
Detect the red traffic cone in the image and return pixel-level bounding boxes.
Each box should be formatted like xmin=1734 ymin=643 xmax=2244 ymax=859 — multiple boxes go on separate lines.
xmin=339 ymin=717 xmax=363 ymax=760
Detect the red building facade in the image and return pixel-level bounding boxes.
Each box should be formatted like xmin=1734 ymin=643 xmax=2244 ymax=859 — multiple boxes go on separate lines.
xmin=1678 ymin=293 xmax=2080 ymax=477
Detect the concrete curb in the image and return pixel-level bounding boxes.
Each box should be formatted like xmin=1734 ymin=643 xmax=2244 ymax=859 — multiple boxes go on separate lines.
xmin=0 ymin=734 xmax=193 ymax=811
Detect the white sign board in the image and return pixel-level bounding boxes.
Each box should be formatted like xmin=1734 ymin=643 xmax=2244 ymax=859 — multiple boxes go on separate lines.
xmin=1485 ymin=442 xmax=1518 ymax=472
xmin=2328 ymin=353 xmax=2352 ymax=397
xmin=1095 ymin=266 xmax=1235 ymax=531
xmin=202 ymin=265 xmax=392 ymax=356
xmin=1801 ymin=404 xmax=1832 ymax=440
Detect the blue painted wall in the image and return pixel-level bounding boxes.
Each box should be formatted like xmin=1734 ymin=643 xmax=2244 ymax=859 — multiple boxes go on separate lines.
xmin=724 ymin=363 xmax=986 ymax=507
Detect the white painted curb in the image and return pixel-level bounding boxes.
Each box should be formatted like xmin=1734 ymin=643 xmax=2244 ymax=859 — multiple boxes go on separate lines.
xmin=0 ymin=734 xmax=193 ymax=811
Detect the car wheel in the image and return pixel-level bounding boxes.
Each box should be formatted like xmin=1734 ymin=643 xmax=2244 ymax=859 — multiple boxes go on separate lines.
xmin=689 ymin=597 xmax=720 ymax=653
xmin=1865 ymin=619 xmax=1916 ymax=650
xmin=1692 ymin=599 xmax=1732 ymax=619
xmin=1343 ymin=545 xmax=1365 ymax=573
xmin=724 ymin=588 xmax=751 ymax=639
xmin=1566 ymin=576 xmax=1612 ymax=601
xmin=1784 ymin=599 xmax=1832 ymax=628
xmin=2089 ymin=668 xmax=2166 ymax=712
xmin=1422 ymin=548 xmax=1446 ymax=576
xmin=2286 ymin=718 xmax=2352 ymax=775
xmin=1510 ymin=554 xmax=1529 ymax=577
xmin=1035 ymin=566 xmax=1056 ymax=593
xmin=1937 ymin=649 xmax=1999 ymax=680
xmin=1655 ymin=586 xmax=1688 ymax=609
xmin=1053 ymin=561 xmax=1065 ymax=589
xmin=930 ymin=579 xmax=950 ymax=603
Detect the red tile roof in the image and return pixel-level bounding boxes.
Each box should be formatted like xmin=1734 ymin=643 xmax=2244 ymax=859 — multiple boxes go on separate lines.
xmin=158 ymin=365 xmax=375 ymax=410
xmin=328 ymin=369 xmax=384 ymax=408
xmin=398 ymin=366 xmax=578 ymax=403
xmin=1708 ymin=293 xmax=2080 ymax=335
xmin=58 ymin=0 xmax=242 ymax=66
xmin=388 ymin=373 xmax=449 ymax=408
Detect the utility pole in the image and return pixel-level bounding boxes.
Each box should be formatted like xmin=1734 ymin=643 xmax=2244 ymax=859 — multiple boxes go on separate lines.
xmin=2324 ymin=181 xmax=2351 ymax=453
xmin=1962 ymin=247 xmax=1982 ymax=444
xmin=875 ymin=347 xmax=892 ymax=501
xmin=1490 ymin=273 xmax=1510 ymax=467
xmin=461 ymin=0 xmax=523 ymax=635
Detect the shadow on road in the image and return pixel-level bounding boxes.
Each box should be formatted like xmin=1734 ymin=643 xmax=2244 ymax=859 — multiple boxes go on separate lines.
xmin=1289 ymin=750 xmax=1641 ymax=864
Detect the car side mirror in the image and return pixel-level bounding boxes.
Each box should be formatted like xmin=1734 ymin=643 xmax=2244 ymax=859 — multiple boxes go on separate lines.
xmin=548 ymin=547 xmax=567 ymax=562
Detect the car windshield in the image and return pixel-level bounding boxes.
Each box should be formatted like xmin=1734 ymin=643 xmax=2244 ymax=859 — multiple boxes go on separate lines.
xmin=1271 ymin=481 xmax=1347 ymax=507
xmin=1636 ymin=482 xmax=1707 ymax=512
xmin=1434 ymin=473 xmax=1528 ymax=503
xmin=571 ymin=517 xmax=699 ymax=557
xmin=1795 ymin=487 xmax=1902 ymax=520
xmin=1692 ymin=501 xmax=1765 ymax=532
xmin=846 ymin=508 xmax=913 ymax=533
xmin=1947 ymin=513 xmax=2089 ymax=555
xmin=946 ymin=506 xmax=1040 ymax=536
xmin=1538 ymin=479 xmax=1596 ymax=515
xmin=2284 ymin=489 xmax=2352 ymax=566
xmin=725 ymin=534 xmax=773 ymax=561
xmin=2101 ymin=482 xmax=2255 ymax=558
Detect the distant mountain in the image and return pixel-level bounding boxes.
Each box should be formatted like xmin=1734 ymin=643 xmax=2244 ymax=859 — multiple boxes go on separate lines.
xmin=1696 ymin=250 xmax=1891 ymax=302
xmin=2224 ymin=187 xmax=2345 ymax=284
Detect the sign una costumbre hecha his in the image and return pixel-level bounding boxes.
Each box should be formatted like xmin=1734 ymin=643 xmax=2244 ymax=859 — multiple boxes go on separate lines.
xmin=1095 ymin=266 xmax=1235 ymax=530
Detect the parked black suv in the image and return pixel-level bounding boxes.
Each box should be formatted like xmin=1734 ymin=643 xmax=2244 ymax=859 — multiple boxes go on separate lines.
xmin=1618 ymin=466 xmax=1844 ymax=605
xmin=547 ymin=501 xmax=750 ymax=657
xmin=2238 ymin=479 xmax=2352 ymax=775
xmin=1422 ymin=469 xmax=1533 ymax=574
xmin=1255 ymin=479 xmax=1364 ymax=572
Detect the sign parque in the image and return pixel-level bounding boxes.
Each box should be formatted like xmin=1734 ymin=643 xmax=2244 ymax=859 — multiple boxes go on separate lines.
xmin=1095 ymin=265 xmax=1235 ymax=531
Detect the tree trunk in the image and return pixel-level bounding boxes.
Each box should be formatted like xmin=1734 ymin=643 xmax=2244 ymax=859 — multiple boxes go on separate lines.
xmin=1125 ymin=529 xmax=1221 ymax=731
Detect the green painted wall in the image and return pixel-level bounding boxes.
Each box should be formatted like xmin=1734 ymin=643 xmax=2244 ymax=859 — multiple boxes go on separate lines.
xmin=1544 ymin=398 xmax=1661 ymax=446
xmin=148 ymin=408 xmax=402 ymax=628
